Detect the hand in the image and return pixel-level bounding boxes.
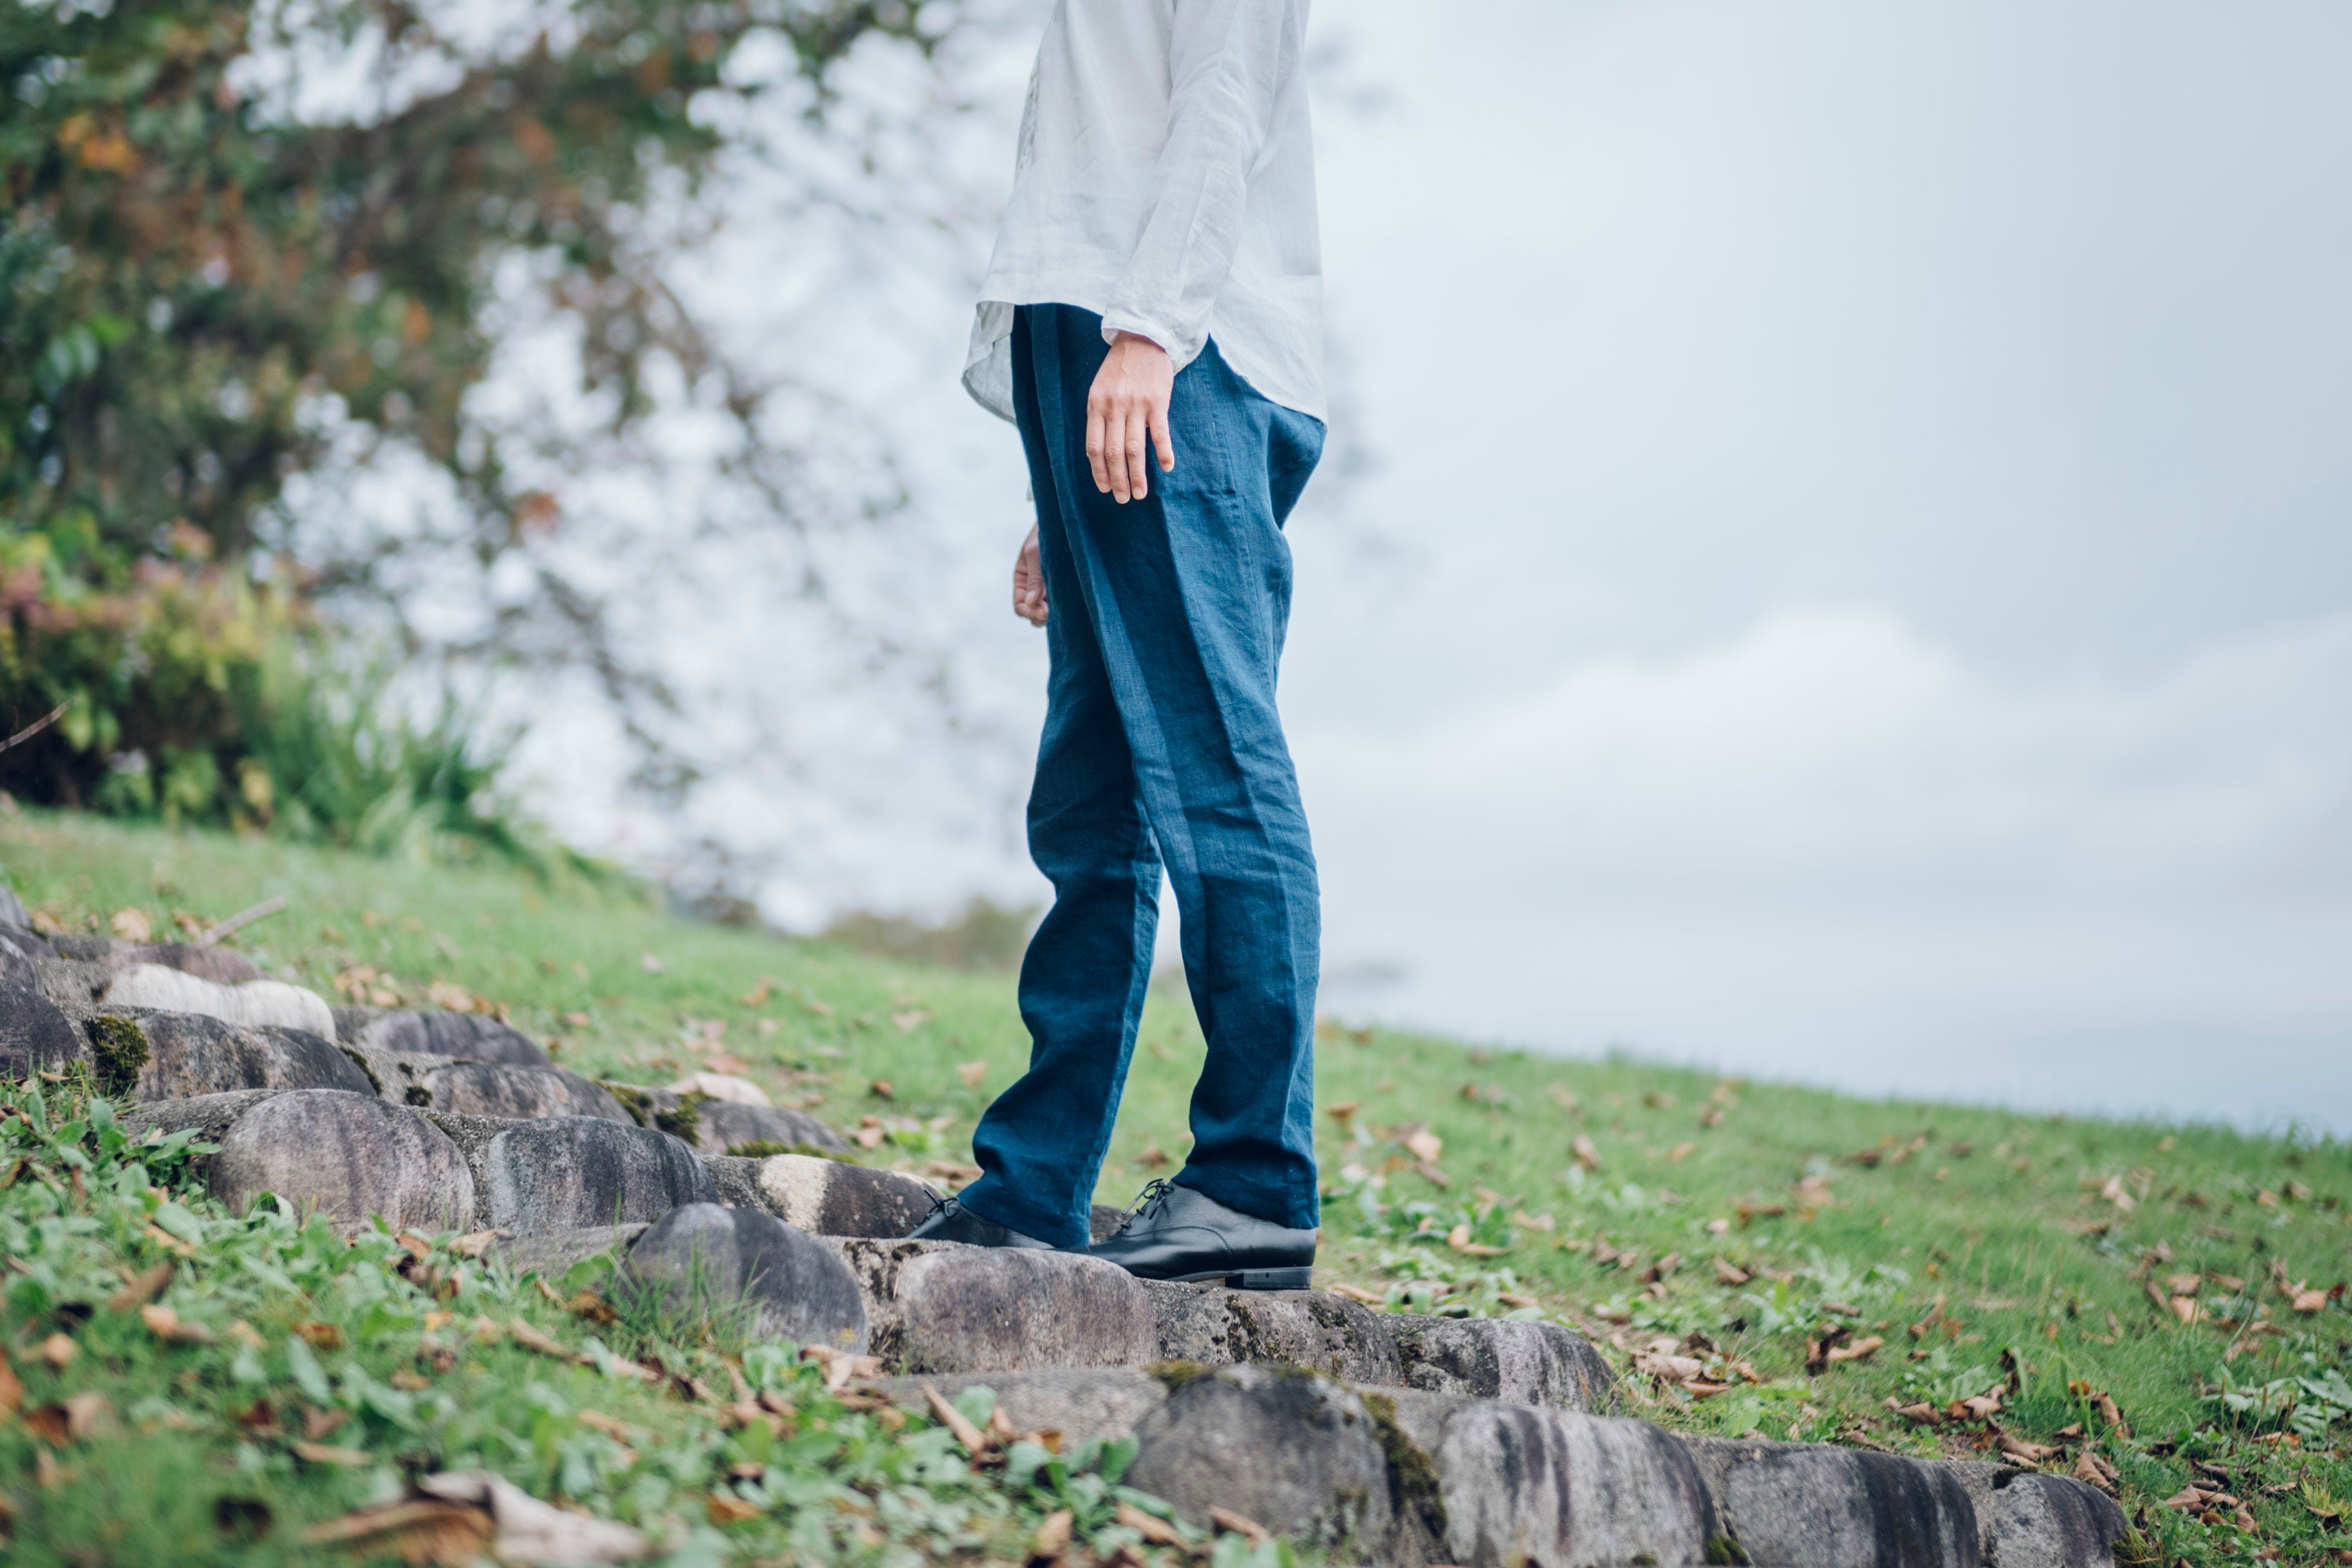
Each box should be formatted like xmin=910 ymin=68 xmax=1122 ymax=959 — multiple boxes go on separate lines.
xmin=1086 ymin=332 xmax=1175 ymax=503
xmin=1012 ymin=524 xmax=1047 ymax=626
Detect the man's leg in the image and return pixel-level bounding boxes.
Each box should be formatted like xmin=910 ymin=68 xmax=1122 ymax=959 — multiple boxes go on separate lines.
xmin=953 ymin=309 xmax=1165 ymax=1250
xmin=1026 ymin=304 xmax=1326 ymax=1232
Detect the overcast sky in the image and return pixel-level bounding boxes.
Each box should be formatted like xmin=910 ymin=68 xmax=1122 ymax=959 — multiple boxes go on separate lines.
xmin=523 ymin=1 xmax=2352 ymax=1131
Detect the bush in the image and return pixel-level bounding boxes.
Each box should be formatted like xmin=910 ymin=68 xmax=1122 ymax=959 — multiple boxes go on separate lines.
xmin=0 ymin=528 xmax=584 ymax=875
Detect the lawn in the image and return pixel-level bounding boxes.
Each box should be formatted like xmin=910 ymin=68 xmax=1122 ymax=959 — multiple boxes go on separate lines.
xmin=3 ymin=807 xmax=2349 ymax=1566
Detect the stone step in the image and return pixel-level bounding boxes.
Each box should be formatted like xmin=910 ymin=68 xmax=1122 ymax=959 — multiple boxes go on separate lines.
xmin=867 ymin=1365 xmax=2127 ymax=1568
xmin=333 ymin=1006 xmax=552 ymax=1066
xmin=125 ymin=1088 xmax=474 ymax=1236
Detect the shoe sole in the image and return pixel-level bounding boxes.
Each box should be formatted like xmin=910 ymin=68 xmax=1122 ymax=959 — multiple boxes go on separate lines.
xmin=1166 ymin=1265 xmax=1314 ymax=1291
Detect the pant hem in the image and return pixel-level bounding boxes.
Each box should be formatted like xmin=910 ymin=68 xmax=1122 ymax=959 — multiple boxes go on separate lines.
xmin=950 ymin=1176 xmax=1092 ymax=1251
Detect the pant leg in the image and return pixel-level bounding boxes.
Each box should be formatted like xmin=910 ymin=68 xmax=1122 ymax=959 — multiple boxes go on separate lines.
xmin=956 ymin=310 xmax=1165 ymax=1249
xmin=1024 ymin=304 xmax=1327 ymax=1232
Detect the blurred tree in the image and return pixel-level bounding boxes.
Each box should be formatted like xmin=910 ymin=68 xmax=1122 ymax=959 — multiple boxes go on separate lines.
xmin=1 ymin=0 xmax=958 ymax=814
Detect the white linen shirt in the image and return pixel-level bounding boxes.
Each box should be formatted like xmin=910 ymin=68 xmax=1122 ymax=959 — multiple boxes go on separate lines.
xmin=962 ymin=0 xmax=1326 ymax=425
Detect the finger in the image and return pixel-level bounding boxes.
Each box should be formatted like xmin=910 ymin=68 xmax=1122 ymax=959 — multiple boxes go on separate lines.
xmin=1108 ymin=406 xmax=1133 ymax=503
xmin=1151 ymin=397 xmax=1175 ymax=474
xmin=1125 ymin=405 xmax=1151 ymax=500
xmin=1086 ymin=403 xmax=1111 ymax=494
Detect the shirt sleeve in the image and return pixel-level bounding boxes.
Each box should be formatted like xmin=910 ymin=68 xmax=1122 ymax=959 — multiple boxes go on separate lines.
xmin=1100 ymin=0 xmax=1299 ymax=369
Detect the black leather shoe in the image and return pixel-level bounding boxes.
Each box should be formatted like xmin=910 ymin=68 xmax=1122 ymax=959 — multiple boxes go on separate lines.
xmin=904 ymin=1195 xmax=1061 ymax=1250
xmin=1087 ymin=1180 xmax=1316 ymax=1289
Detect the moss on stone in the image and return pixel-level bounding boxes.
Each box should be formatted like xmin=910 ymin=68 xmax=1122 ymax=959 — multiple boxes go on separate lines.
xmin=1705 ymin=1537 xmax=1753 ymax=1566
xmin=600 ymin=1080 xmax=653 ymax=1126
xmin=1360 ymin=1391 xmax=1450 ymax=1544
xmin=1147 ymin=1359 xmax=1211 ymax=1392
xmin=654 ymin=1091 xmax=705 ymax=1145
xmin=85 ymin=1014 xmax=149 ymax=1098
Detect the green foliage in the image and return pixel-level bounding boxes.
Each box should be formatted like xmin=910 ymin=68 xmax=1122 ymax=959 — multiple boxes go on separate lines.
xmin=9 ymin=812 xmax=2352 ymax=1567
xmin=0 ymin=566 xmax=582 ymax=869
xmin=0 ymin=1071 xmax=1213 ymax=1565
xmin=1 ymin=0 xmax=932 ymax=559
xmin=3 ymin=0 xmax=949 ymax=847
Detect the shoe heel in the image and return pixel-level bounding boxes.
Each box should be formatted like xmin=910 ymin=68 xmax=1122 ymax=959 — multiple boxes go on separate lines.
xmin=1228 ymin=1266 xmax=1313 ymax=1291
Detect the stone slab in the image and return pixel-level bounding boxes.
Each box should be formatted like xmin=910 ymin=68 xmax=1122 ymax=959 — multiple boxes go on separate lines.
xmin=1684 ymin=1436 xmax=1979 ymax=1568
xmin=100 ymin=964 xmax=337 ymax=1039
xmin=1974 ymin=1466 xmax=2129 ymax=1568
xmin=690 ymin=1098 xmax=848 ymax=1158
xmin=826 ymin=1238 xmax=1160 ymax=1374
xmin=482 ymin=1116 xmax=715 ymax=1233
xmin=1142 ymin=1279 xmax=1404 ymax=1385
xmin=0 ymin=924 xmax=56 ymax=961
xmin=204 ymin=1088 xmax=475 ymax=1233
xmin=741 ymin=1152 xmax=940 ymax=1238
xmin=1 ymin=980 xmax=83 ymax=1083
xmin=1388 ymin=1313 xmax=1617 ymax=1411
xmin=1126 ymin=1364 xmax=1392 ymax=1552
xmin=86 ymin=1010 xmax=374 ymax=1102
xmin=625 ymin=1203 xmax=868 ymax=1350
xmin=488 ymin=1224 xmax=650 ymax=1280
xmin=333 ymin=1007 xmax=551 ymax=1066
xmin=1428 ymin=1400 xmax=1720 ymax=1568
xmin=872 ymin=1368 xmax=1174 ymax=1451
xmin=423 ymin=1061 xmax=632 ymax=1122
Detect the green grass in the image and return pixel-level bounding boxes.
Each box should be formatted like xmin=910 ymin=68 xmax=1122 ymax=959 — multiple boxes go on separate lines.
xmin=5 ymin=808 xmax=2351 ymax=1566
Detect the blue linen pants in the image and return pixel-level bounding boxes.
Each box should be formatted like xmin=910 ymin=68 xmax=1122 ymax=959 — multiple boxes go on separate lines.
xmin=956 ymin=303 xmax=1325 ymax=1250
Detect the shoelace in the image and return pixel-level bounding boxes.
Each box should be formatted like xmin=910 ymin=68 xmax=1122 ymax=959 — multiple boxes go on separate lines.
xmin=918 ymin=1192 xmax=960 ymax=1225
xmin=1112 ymin=1178 xmax=1178 ymax=1236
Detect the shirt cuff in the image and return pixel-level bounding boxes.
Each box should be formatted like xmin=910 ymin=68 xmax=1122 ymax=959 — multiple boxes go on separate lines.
xmin=1099 ymin=312 xmax=1199 ymax=372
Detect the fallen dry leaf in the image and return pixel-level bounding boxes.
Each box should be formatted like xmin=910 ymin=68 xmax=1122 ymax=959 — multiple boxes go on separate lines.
xmin=1209 ymin=1506 xmax=1269 ymax=1544
xmin=451 ymin=1231 xmax=498 ymax=1259
xmin=0 ymin=1356 xmax=20 ymax=1418
xmin=1031 ymin=1507 xmax=1074 ymax=1563
xmin=36 ymin=1334 xmax=76 ymax=1370
xmin=2074 ymin=1451 xmax=2119 ymax=1495
xmin=1115 ymin=1501 xmax=1186 ymax=1547
xmin=1667 ymin=1142 xmax=1698 ymax=1163
xmin=2292 ymin=1289 xmax=2328 ymax=1313
xmin=920 ymin=1379 xmax=991 ymax=1456
xmin=303 ymin=1496 xmax=495 ymax=1565
xmin=802 ymin=1343 xmax=884 ymax=1393
xmin=108 ymin=1261 xmax=174 ymax=1312
xmin=957 ymin=1061 xmax=989 ymax=1088
xmin=111 ymin=907 xmax=153 ymax=942
xmin=1327 ymin=1283 xmax=1386 ymax=1305
xmin=1404 ymin=1129 xmax=1443 ymax=1164
xmin=1573 ymin=1135 xmax=1603 ymax=1172
xmin=434 ymin=1472 xmax=648 ymax=1563
xmin=140 ymin=1304 xmax=216 ymax=1345
xmin=739 ymin=978 xmax=775 ymax=1007
xmin=2170 ymin=1296 xmax=2201 ymax=1327
xmin=706 ymin=1493 xmax=762 ymax=1525
xmin=1825 ymin=1335 xmax=1885 ymax=1366
xmin=1713 ymin=1258 xmax=1751 ymax=1287
xmin=293 ymin=1320 xmax=344 ymax=1349
xmin=1446 ymin=1223 xmax=1508 ymax=1258
xmin=1996 ymin=1432 xmax=2059 ymax=1465
xmin=891 ymin=1011 xmax=931 ymax=1033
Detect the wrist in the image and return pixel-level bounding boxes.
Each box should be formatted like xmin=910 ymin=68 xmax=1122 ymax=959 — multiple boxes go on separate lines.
xmin=1112 ymin=330 xmax=1170 ymax=358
